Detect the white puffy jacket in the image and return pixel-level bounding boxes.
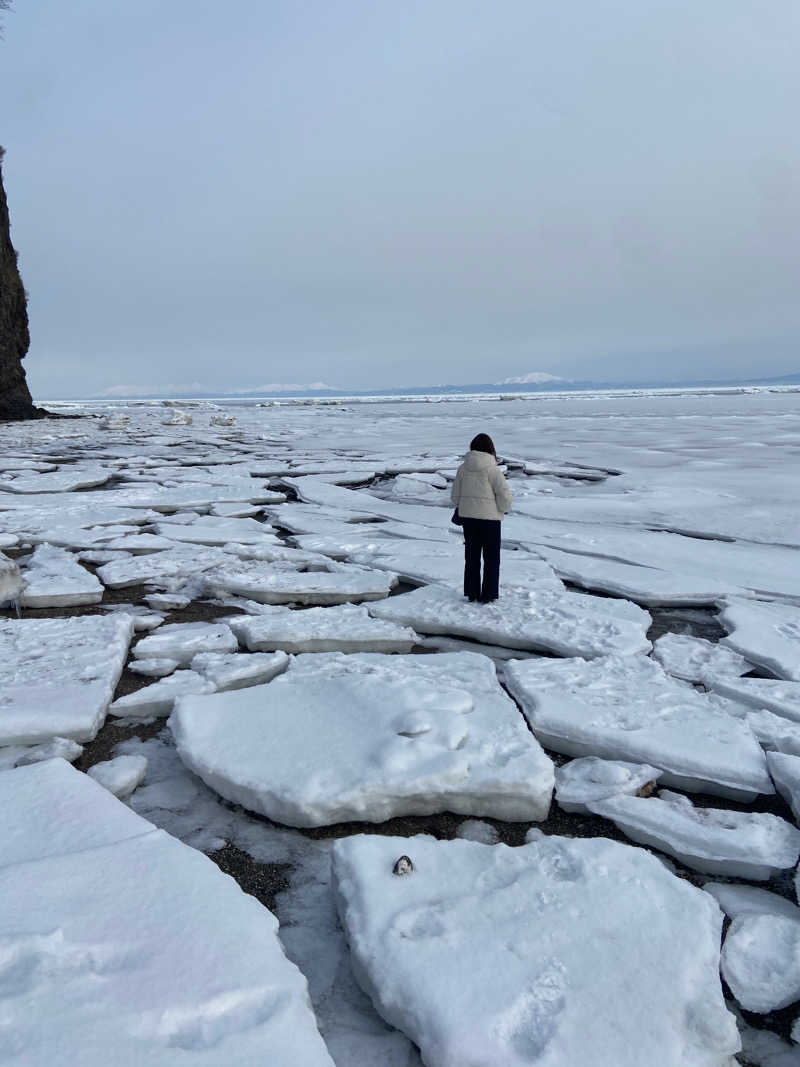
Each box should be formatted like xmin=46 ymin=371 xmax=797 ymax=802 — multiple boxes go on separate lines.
xmin=450 ymin=450 xmax=512 ymax=521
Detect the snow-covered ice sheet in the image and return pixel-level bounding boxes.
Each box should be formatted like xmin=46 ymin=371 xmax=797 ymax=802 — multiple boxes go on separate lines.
xmin=332 ymin=833 xmax=739 ymax=1066
xmin=653 ymin=633 xmax=750 ymax=683
xmin=704 ymin=883 xmax=800 ymax=923
xmin=133 ymin=621 xmax=238 ymax=665
xmin=369 ymin=584 xmax=651 ymax=657
xmin=110 ymin=670 xmax=216 ymax=718
xmin=587 ymin=789 xmax=800 ymax=880
xmin=0 ymin=758 xmax=153 ymax=868
xmin=722 ymin=912 xmax=800 ymax=1013
xmin=526 ymin=543 xmax=729 ymax=605
xmin=0 ymin=829 xmax=335 ymax=1065
xmin=190 ymin=650 xmax=289 ymax=690
xmin=555 ymin=756 xmax=662 ymax=814
xmin=228 ymin=604 xmax=417 ymax=653
xmin=705 ymin=676 xmax=800 ymax=724
xmin=350 ymin=540 xmax=561 ymax=591
xmin=97 ymin=545 xmax=229 ymax=589
xmin=129 ymin=657 xmax=180 ymax=678
xmin=203 ymin=560 xmax=397 ymax=605
xmin=0 ymin=463 xmax=112 ymax=493
xmin=154 ymin=515 xmax=281 ymax=546
xmin=767 ymin=751 xmax=800 ymax=821
xmin=170 ymin=651 xmax=554 ymax=826
xmin=505 ymin=654 xmax=773 ymax=800
xmin=87 ymin=754 xmax=148 ymax=797
xmin=18 ymin=543 xmax=104 ymax=606
xmin=720 ymin=599 xmax=800 ymax=681
xmin=0 ymin=615 xmax=133 ymax=744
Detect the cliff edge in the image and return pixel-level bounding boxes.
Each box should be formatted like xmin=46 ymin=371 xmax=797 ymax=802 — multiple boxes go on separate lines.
xmin=0 ymin=147 xmax=44 ymax=420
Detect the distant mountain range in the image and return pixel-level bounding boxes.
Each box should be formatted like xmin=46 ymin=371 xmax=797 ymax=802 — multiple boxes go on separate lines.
xmin=55 ymin=370 xmax=800 ymax=404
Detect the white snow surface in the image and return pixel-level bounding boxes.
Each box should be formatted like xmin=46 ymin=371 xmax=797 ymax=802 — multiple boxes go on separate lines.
xmin=554 ymin=756 xmax=662 ymax=814
xmin=170 ymin=651 xmax=554 ymax=826
xmin=133 ymin=621 xmax=238 ymax=665
xmin=505 ymin=654 xmax=773 ymax=800
xmin=0 ymin=615 xmax=133 ymax=744
xmin=369 ymin=583 xmax=652 ymax=657
xmin=87 ymin=753 xmax=148 ymax=797
xmin=703 ymin=883 xmax=800 ymax=923
xmin=228 ymin=603 xmax=417 ymax=653
xmin=587 ymin=789 xmax=800 ymax=880
xmin=653 ymin=632 xmax=751 ymax=683
xmin=747 ymin=710 xmax=800 ymax=757
xmin=332 ymin=832 xmax=740 ymax=1066
xmin=705 ymin=676 xmax=800 ymax=724
xmin=203 ymin=560 xmax=397 ymax=604
xmin=720 ymin=599 xmax=800 ymax=681
xmin=110 ymin=670 xmax=216 ymax=718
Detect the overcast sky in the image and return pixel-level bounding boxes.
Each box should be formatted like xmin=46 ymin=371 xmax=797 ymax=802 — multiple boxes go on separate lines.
xmin=2 ymin=1 xmax=799 ymax=397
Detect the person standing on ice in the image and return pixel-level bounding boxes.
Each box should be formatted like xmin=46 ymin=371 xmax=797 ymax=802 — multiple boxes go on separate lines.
xmin=450 ymin=433 xmax=512 ymax=603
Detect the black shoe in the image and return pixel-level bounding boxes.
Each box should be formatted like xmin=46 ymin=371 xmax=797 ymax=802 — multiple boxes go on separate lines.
xmin=479 ymin=596 xmax=497 ymax=604
xmin=467 ymin=596 xmax=478 ymax=603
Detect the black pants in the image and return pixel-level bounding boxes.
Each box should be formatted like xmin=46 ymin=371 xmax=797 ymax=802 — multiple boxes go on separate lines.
xmin=462 ymin=518 xmax=501 ymax=601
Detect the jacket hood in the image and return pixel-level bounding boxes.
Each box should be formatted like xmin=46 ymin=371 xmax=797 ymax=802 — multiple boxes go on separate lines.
xmin=462 ymin=449 xmax=496 ymax=470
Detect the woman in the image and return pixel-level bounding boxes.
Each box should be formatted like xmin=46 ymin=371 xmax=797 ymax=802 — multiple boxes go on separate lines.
xmin=450 ymin=433 xmax=512 ymax=603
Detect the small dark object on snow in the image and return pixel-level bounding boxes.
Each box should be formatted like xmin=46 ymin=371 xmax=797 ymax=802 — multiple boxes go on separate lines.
xmin=393 ymin=855 xmax=414 ymax=876
xmin=636 ymin=780 xmax=658 ymax=798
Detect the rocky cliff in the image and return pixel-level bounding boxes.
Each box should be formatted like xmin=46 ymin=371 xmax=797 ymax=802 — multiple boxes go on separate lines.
xmin=0 ymin=147 xmax=43 ymax=420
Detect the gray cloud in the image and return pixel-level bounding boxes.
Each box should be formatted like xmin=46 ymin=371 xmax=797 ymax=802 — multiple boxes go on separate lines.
xmin=2 ymin=0 xmax=799 ymax=396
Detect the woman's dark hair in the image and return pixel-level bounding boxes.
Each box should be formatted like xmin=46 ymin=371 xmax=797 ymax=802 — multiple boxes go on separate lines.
xmin=470 ymin=433 xmax=496 ymax=456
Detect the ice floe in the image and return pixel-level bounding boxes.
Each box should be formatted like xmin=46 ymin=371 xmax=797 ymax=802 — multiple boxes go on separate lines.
xmin=369 ymin=584 xmax=651 ymax=657
xmin=587 ymin=789 xmax=800 ymax=880
xmin=154 ymin=515 xmax=281 ymax=546
xmin=110 ymin=670 xmax=216 ymax=718
xmin=722 ymin=912 xmax=800 ymax=1013
xmin=0 ymin=615 xmax=133 ymax=744
xmin=332 ymin=832 xmax=739 ymax=1066
xmin=505 ymin=654 xmax=773 ymax=800
xmin=704 ymin=883 xmax=800 ymax=923
xmin=203 ymin=560 xmax=397 ymax=605
xmin=705 ymin=676 xmax=800 ymax=724
xmin=128 ymin=657 xmax=181 ymax=677
xmin=0 ymin=550 xmax=23 ymax=605
xmin=747 ymin=710 xmax=800 ymax=757
xmin=554 ymin=756 xmax=662 ymax=814
xmin=133 ymin=621 xmax=238 ymax=665
xmin=87 ymin=754 xmax=148 ymax=797
xmin=767 ymin=751 xmax=800 ymax=821
xmin=170 ymin=651 xmax=554 ymax=826
xmin=0 ymin=773 xmax=334 ymax=1063
xmin=17 ymin=543 xmax=104 ymax=606
xmin=190 ymin=650 xmax=289 ymax=690
xmin=0 ymin=737 xmax=83 ymax=772
xmin=228 ymin=604 xmax=417 ymax=653
xmin=720 ymin=599 xmax=800 ymax=681
xmin=652 ymin=632 xmax=750 ymax=683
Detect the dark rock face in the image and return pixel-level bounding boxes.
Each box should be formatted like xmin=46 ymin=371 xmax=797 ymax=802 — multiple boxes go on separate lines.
xmin=0 ymin=147 xmax=43 ymax=421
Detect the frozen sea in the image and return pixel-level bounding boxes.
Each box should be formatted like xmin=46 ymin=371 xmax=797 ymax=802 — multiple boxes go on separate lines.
xmin=2 ymin=386 xmax=800 ymax=1066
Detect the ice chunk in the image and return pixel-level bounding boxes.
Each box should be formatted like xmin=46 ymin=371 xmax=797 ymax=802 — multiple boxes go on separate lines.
xmin=0 ymin=615 xmax=133 ymax=744
xmin=332 ymin=833 xmax=739 ymax=1066
xmin=170 ymin=652 xmax=554 ymax=826
xmin=722 ymin=913 xmax=800 ymax=1013
xmin=0 ymin=737 xmax=83 ymax=772
xmin=720 ymin=599 xmax=800 ymax=681
xmin=203 ymin=560 xmax=397 ymax=605
xmin=706 ymin=675 xmax=800 ymax=725
xmin=767 ymin=751 xmax=800 ymax=821
xmin=747 ymin=710 xmax=800 ymax=757
xmin=154 ymin=515 xmax=281 ymax=546
xmin=652 ymin=632 xmax=750 ymax=683
xmin=455 ymin=819 xmax=499 ymax=844
xmin=129 ymin=657 xmax=180 ymax=678
xmin=555 ymin=756 xmax=662 ymax=814
xmin=588 ymin=789 xmax=800 ymax=880
xmin=88 ymin=754 xmax=148 ymax=797
xmin=229 ymin=603 xmax=417 ymax=653
xmin=369 ymin=584 xmax=652 ymax=657
xmin=0 ymin=550 xmax=23 ymax=605
xmin=0 ymin=759 xmax=152 ymax=868
xmin=110 ymin=670 xmax=216 ymax=718
xmin=97 ymin=544 xmax=229 ymax=588
xmin=190 ymin=650 xmax=289 ymax=690
xmin=505 ymin=654 xmax=773 ymax=800
xmin=703 ymin=883 xmax=800 ymax=923
xmin=133 ymin=621 xmax=238 ymax=665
